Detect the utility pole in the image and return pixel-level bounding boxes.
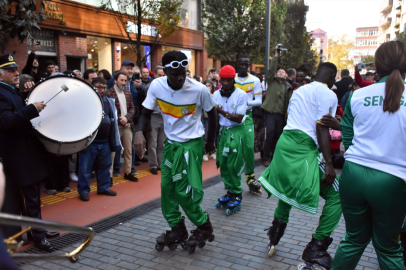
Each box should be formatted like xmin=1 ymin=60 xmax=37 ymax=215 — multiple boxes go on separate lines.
xmin=264 ymin=0 xmax=271 ymax=88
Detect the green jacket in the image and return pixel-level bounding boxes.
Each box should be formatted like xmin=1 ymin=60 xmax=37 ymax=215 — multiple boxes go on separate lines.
xmin=260 ymin=56 xmax=293 ymax=120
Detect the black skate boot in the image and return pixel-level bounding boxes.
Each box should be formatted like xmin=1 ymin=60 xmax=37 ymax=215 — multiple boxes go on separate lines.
xmin=226 ymin=193 xmax=242 ymax=216
xmin=215 ymin=191 xmax=231 ymax=209
xmin=264 ymin=217 xmax=287 ymax=257
xmin=184 ymin=213 xmax=215 ymax=254
xmin=245 ymin=172 xmax=262 ymax=194
xmin=297 ymin=236 xmax=333 ymax=270
xmin=400 ymin=231 xmax=406 ymax=267
xmin=155 ymin=216 xmax=188 ymax=251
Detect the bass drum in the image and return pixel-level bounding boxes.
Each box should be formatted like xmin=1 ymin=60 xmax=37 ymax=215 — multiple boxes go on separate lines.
xmin=26 ymin=75 xmax=103 ymax=155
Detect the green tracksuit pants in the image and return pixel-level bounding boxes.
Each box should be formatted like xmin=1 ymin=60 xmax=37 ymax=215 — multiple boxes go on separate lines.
xmin=274 ymin=167 xmax=342 ymax=240
xmin=161 ymin=137 xmax=207 ymax=228
xmin=331 ymin=161 xmax=406 ymax=270
xmin=216 ymin=124 xmax=246 ymax=194
xmin=243 ymin=110 xmax=255 ymax=174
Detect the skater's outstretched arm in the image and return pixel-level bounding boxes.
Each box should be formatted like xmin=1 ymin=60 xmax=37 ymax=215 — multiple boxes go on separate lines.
xmin=205 ymin=108 xmax=217 ymax=155
xmin=134 ymin=107 xmax=153 ymax=158
xmin=316 ymin=125 xmax=336 ymax=187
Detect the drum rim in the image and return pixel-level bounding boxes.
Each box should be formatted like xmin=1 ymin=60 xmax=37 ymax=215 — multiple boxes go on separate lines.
xmin=26 ymin=74 xmax=104 ymax=143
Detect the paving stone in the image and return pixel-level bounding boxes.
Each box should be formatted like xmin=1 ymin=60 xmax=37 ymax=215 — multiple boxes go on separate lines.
xmin=21 ymin=165 xmax=380 ymax=270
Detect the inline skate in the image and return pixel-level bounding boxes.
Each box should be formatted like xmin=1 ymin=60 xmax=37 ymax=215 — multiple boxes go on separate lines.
xmin=297 ymin=237 xmax=333 ymax=270
xmin=184 ymin=214 xmax=215 ymax=254
xmin=245 ymin=173 xmax=262 ymax=194
xmin=155 ymin=216 xmax=188 ymax=251
xmin=215 ymin=192 xmax=231 ymax=208
xmin=226 ymin=193 xmax=242 ymax=216
xmin=265 ymin=217 xmax=287 ymax=256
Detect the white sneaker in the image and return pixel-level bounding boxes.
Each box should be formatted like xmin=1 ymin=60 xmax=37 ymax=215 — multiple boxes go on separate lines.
xmin=70 ymin=172 xmax=78 ymax=182
xmin=209 ymin=153 xmax=216 ymax=160
xmin=203 ymin=154 xmax=209 ymax=161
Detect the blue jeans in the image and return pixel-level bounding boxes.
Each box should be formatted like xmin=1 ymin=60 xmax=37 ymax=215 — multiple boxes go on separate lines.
xmin=78 ymin=143 xmax=112 ymax=194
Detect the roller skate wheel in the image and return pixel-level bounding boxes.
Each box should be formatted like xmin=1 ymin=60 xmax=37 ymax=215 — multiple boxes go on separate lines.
xmin=258 ymin=189 xmax=262 ymax=194
xmin=215 ymin=202 xmax=221 ymax=208
xmin=226 ymin=209 xmax=232 ymax=216
xmin=168 ymin=244 xmax=177 ymax=250
xmin=155 ymin=243 xmax=164 ymax=251
xmin=198 ymin=242 xmax=205 ymax=248
xmin=180 ymin=242 xmax=187 ymax=250
xmin=268 ymin=245 xmax=275 ymax=257
xmin=296 ymin=262 xmax=318 ymax=270
xmin=208 ymin=234 xmax=215 ymax=242
xmin=187 ymin=246 xmax=195 ymax=254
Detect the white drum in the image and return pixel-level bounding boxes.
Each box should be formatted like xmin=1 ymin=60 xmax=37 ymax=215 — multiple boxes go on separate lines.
xmin=26 ymin=75 xmax=103 ymax=155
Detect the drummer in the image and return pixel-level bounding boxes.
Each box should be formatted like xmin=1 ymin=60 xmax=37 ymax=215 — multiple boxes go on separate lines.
xmin=0 ymin=53 xmax=59 ymax=251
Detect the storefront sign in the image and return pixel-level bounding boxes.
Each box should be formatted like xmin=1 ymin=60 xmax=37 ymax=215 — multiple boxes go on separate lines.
xmin=27 ymin=29 xmax=56 ymax=53
xmin=126 ymin=22 xmax=159 ymax=37
xmin=43 ymin=1 xmax=64 ymax=23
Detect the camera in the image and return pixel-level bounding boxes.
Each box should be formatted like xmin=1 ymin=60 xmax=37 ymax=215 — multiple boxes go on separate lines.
xmin=277 ymin=44 xmax=287 ymax=53
xmin=132 ymin=72 xmax=140 ymax=81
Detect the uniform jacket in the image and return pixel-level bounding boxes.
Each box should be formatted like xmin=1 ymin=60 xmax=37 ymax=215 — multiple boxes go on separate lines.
xmin=0 ymin=82 xmax=49 ymax=186
xmin=106 ymin=85 xmax=135 ymax=127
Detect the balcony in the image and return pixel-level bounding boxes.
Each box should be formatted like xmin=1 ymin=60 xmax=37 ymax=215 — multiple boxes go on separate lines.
xmin=379 ymin=16 xmax=392 ymax=27
xmin=378 ymin=33 xmax=391 ymax=43
xmin=380 ymin=0 xmax=393 ymax=13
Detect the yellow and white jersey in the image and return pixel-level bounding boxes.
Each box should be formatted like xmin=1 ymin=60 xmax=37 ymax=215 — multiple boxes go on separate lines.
xmin=143 ymin=77 xmax=216 ymax=142
xmin=234 ymin=73 xmax=262 ymax=111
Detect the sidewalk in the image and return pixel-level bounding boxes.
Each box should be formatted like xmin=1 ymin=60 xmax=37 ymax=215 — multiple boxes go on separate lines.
xmin=21 ymin=165 xmax=379 ymax=270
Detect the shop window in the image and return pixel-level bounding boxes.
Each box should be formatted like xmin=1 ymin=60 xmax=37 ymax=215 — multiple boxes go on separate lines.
xmin=87 ymin=36 xmax=113 ymax=73
xmin=162 ymin=46 xmax=196 ymax=75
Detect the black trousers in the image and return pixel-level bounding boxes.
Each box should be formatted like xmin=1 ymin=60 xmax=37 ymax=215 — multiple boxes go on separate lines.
xmin=44 ymin=154 xmax=70 ymax=191
xmin=262 ymin=112 xmax=285 ymax=161
xmin=0 ymin=180 xmax=46 ymax=241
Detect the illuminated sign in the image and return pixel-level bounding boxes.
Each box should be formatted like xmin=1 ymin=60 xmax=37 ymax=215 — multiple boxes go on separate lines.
xmin=43 ymin=1 xmax=64 ymax=23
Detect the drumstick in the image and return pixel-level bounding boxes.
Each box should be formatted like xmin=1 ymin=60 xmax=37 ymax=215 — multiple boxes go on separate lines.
xmin=45 ymin=84 xmax=69 ymax=104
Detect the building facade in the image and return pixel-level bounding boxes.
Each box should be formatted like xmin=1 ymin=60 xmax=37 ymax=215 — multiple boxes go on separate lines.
xmin=377 ymin=0 xmax=404 ymax=44
xmin=4 ymin=0 xmax=221 ymax=80
xmin=354 ymin=27 xmax=379 ymax=64
xmin=310 ymin=28 xmax=328 ymax=62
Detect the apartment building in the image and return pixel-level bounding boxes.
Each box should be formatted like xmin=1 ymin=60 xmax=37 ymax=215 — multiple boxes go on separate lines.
xmin=311 ymin=28 xmax=328 ymax=61
xmin=378 ymin=0 xmax=404 ymax=44
xmin=354 ymin=27 xmax=379 ymax=64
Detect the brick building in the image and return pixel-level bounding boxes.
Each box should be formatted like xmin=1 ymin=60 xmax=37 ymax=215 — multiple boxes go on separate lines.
xmin=3 ymin=0 xmax=222 ymax=80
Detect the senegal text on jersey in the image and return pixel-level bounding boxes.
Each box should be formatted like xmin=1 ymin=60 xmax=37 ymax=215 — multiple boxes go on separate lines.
xmin=364 ymin=96 xmax=406 ymax=107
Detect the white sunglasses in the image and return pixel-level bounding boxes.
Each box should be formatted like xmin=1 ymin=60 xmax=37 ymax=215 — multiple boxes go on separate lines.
xmin=164 ymin=60 xmax=189 ymax=69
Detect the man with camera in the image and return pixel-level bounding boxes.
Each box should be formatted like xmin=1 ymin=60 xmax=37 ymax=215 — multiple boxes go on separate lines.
xmin=22 ymin=43 xmax=46 ymax=83
xmin=208 ymin=68 xmax=222 ymax=90
xmin=261 ymin=46 xmax=293 ymax=167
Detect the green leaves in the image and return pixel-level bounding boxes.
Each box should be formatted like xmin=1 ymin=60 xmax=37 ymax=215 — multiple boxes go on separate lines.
xmin=0 ymin=0 xmax=46 ymax=52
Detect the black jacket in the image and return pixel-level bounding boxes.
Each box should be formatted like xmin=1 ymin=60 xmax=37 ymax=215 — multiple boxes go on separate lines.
xmin=334 ymin=77 xmax=353 ymax=103
xmin=0 ymin=82 xmax=49 ymax=186
xmin=21 ymin=52 xmax=47 ymax=83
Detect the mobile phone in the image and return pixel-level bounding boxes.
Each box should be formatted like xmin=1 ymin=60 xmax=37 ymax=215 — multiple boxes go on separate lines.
xmin=132 ymin=72 xmax=140 ymax=80
xmin=357 ymin=63 xmax=368 ymax=70
xmin=36 ymin=41 xmax=40 ymax=45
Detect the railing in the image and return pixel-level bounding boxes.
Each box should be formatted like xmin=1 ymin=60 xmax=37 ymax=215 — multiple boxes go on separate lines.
xmin=380 ymin=0 xmax=393 ymax=13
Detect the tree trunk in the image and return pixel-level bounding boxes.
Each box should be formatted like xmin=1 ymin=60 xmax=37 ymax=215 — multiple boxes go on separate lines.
xmin=136 ymin=0 xmax=142 ymax=67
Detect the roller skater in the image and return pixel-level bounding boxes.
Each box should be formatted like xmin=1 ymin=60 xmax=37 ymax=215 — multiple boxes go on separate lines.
xmin=265 ymin=217 xmax=287 ymax=256
xmin=258 ymin=62 xmax=342 ymax=267
xmin=213 ymin=65 xmax=248 ymax=216
xmin=245 ymin=173 xmax=262 ymax=194
xmin=235 ymin=54 xmax=263 ymax=193
xmin=135 ymin=51 xmax=217 ymax=253
xmin=297 ymin=237 xmax=333 ymax=270
xmin=184 ymin=214 xmax=215 ymax=254
xmin=155 ymin=216 xmax=188 ymax=251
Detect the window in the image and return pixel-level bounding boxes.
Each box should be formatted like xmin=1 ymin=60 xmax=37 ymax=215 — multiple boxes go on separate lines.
xmin=87 ymin=36 xmax=113 ymax=73
xmin=368 ymin=40 xmax=378 ymax=46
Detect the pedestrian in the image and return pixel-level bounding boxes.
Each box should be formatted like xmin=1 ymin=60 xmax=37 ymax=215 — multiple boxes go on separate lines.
xmin=98 ymin=69 xmax=112 ymax=81
xmin=0 ymin=53 xmax=59 ymax=251
xmin=331 ymin=41 xmax=406 ymax=270
xmin=145 ymin=67 xmax=166 ymax=175
xmin=44 ymin=60 xmax=56 ymax=77
xmin=234 ymin=54 xmax=262 ymax=194
xmin=258 ymin=62 xmax=342 ymax=270
xmin=83 ymin=68 xmax=97 ymax=84
xmin=334 ymin=69 xmax=353 ymax=102
xmin=261 ymin=46 xmax=293 ymax=167
xmin=21 ymin=43 xmax=46 ymax=83
xmin=134 ymin=51 xmax=217 ymax=254
xmin=214 ymin=65 xmax=248 ymax=216
xmin=77 ymin=77 xmax=120 ymax=201
xmin=107 ymin=71 xmax=138 ymax=182
xmin=73 ymin=69 xmax=82 ymax=79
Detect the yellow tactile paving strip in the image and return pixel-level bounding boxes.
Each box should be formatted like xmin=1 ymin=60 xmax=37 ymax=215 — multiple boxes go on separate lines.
xmin=40 ymin=169 xmax=152 ymax=207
